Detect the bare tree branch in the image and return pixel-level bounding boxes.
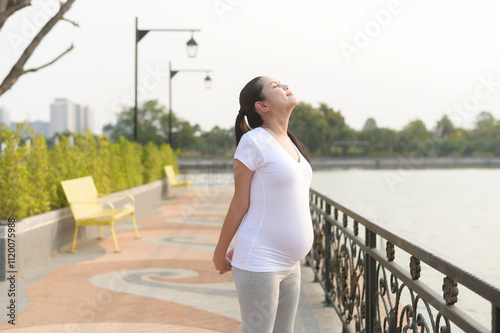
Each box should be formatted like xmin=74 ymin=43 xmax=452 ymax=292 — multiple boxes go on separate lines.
xmin=23 ymin=43 xmax=74 ymax=74
xmin=0 ymin=0 xmax=31 ymax=30
xmin=62 ymin=17 xmax=79 ymax=27
xmin=0 ymin=0 xmax=77 ymax=97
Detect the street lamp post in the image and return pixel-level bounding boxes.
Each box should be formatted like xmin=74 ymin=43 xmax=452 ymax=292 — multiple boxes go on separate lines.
xmin=168 ymin=61 xmax=213 ymax=148
xmin=134 ymin=17 xmax=200 ymax=142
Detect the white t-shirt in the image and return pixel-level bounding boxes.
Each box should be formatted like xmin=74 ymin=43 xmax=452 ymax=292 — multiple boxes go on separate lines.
xmin=231 ymin=127 xmax=314 ymax=272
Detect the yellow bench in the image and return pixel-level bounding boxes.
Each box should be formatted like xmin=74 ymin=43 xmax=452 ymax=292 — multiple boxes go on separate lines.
xmin=164 ymin=165 xmax=193 ymax=198
xmin=164 ymin=165 xmax=193 ymax=187
xmin=61 ymin=176 xmax=140 ymax=253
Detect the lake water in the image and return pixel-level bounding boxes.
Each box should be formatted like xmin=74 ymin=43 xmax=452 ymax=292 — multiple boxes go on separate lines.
xmin=194 ymin=168 xmax=500 ymax=328
xmin=310 ymin=168 xmax=500 ymax=329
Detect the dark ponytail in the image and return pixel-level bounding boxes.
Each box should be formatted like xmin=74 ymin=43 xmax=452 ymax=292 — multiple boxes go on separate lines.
xmin=235 ymin=76 xmax=264 ymax=145
xmin=287 ymin=130 xmax=311 ymax=164
xmin=235 ymin=76 xmax=311 ymax=164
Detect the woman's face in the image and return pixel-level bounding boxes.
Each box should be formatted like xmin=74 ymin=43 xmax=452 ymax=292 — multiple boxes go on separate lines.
xmin=259 ymin=76 xmax=298 ymax=110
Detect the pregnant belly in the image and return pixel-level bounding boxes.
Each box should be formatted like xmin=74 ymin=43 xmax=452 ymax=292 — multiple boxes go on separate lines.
xmin=265 ymin=219 xmax=314 ymax=261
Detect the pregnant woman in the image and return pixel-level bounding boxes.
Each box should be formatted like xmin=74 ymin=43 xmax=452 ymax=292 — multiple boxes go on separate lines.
xmin=213 ymin=76 xmax=313 ymax=333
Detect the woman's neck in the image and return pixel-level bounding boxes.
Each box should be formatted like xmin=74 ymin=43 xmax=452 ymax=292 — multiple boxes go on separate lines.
xmin=261 ymin=121 xmax=288 ymax=138
xmin=261 ymin=110 xmax=290 ymax=138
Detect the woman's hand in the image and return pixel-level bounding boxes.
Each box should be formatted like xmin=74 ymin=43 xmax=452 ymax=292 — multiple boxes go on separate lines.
xmin=213 ymin=248 xmax=232 ymax=275
xmin=226 ymin=248 xmax=234 ymax=261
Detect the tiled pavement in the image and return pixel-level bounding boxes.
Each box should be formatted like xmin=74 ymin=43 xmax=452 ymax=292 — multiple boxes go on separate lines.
xmin=0 ymin=185 xmax=341 ymax=332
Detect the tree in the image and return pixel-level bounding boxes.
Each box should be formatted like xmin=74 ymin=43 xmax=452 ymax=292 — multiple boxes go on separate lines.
xmin=25 ymin=129 xmax=51 ymax=216
xmin=474 ymin=111 xmax=495 ymax=133
xmin=468 ymin=111 xmax=499 ymax=154
xmin=288 ymin=102 xmax=353 ymax=156
xmin=317 ymin=103 xmax=352 ymax=155
xmin=289 ymin=102 xmax=327 ymax=154
xmin=104 ymin=100 xmax=168 ymax=145
xmin=359 ymin=127 xmax=398 ymax=155
xmin=103 ymin=100 xmax=200 ymax=149
xmin=437 ymin=128 xmax=467 ymax=156
xmin=396 ymin=119 xmax=431 ymax=153
xmin=168 ymin=119 xmax=200 ymax=150
xmin=0 ymin=0 xmax=78 ymax=96
xmin=198 ymin=126 xmax=234 ymax=156
xmin=363 ymin=118 xmax=377 ymax=130
xmin=435 ymin=115 xmax=455 ymax=139
xmin=0 ymin=122 xmax=30 ymax=219
xmin=474 ymin=112 xmax=495 ymax=137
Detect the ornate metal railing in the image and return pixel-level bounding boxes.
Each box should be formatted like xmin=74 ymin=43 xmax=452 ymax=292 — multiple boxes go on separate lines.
xmin=307 ymin=188 xmax=500 ymax=333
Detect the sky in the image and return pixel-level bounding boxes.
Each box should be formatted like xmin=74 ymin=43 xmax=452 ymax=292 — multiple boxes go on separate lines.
xmin=1 ymin=0 xmax=500 ymax=134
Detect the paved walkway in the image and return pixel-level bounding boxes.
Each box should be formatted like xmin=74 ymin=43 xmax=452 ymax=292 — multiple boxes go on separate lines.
xmin=0 ymin=185 xmax=341 ymax=332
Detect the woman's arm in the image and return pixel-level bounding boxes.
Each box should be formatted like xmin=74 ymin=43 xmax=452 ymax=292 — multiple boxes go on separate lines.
xmin=213 ymin=159 xmax=253 ymax=274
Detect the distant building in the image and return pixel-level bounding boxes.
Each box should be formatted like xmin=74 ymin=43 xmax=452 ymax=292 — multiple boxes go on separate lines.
xmin=84 ymin=106 xmax=93 ymax=133
xmin=50 ymin=99 xmax=94 ymax=137
xmin=0 ymin=107 xmax=10 ymax=128
xmin=75 ymin=104 xmax=93 ymax=133
xmin=75 ymin=104 xmax=83 ymax=133
xmin=48 ymin=98 xmax=94 ymax=136
xmin=31 ymin=121 xmax=50 ymax=137
xmin=50 ymin=98 xmax=76 ymax=137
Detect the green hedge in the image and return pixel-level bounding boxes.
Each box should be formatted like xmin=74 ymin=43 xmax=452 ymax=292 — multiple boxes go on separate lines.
xmin=0 ymin=123 xmax=177 ymax=220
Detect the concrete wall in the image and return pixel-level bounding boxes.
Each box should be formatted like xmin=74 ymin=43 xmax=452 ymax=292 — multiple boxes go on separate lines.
xmin=0 ymin=179 xmax=168 ymax=281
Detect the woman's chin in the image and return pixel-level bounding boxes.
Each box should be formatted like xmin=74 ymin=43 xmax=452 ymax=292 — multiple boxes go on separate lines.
xmin=288 ymin=96 xmax=299 ymax=106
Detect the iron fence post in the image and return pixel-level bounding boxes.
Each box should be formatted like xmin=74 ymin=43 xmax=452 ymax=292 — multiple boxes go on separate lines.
xmin=324 ymin=202 xmax=332 ymax=304
xmin=365 ymin=228 xmax=377 ymax=332
xmin=493 ymin=305 xmax=500 ymax=333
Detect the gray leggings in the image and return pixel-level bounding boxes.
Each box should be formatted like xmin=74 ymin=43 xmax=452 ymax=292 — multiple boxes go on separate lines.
xmin=232 ymin=263 xmax=301 ymax=333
